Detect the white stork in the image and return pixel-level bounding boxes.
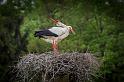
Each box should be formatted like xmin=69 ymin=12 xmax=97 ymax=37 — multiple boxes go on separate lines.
xmin=34 ymin=18 xmax=75 ymax=55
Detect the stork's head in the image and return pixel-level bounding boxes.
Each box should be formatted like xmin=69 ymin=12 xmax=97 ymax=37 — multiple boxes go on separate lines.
xmin=67 ymin=26 xmax=75 ymax=34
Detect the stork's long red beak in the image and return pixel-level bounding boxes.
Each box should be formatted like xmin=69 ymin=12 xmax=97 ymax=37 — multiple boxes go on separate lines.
xmin=70 ymin=28 xmax=76 ymax=34
xmin=49 ymin=17 xmax=59 ymax=24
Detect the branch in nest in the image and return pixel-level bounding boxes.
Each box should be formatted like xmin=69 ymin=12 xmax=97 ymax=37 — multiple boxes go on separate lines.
xmin=14 ymin=52 xmax=100 ymax=82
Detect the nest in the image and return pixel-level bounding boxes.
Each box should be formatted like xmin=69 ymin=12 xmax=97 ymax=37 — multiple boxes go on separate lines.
xmin=14 ymin=52 xmax=100 ymax=82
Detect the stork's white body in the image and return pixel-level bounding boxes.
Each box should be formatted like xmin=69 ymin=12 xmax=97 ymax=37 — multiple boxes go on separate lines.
xmin=43 ymin=27 xmax=69 ymax=43
xmin=42 ymin=22 xmax=70 ymax=43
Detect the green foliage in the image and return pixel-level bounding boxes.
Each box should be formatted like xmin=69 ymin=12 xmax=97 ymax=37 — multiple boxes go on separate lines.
xmin=20 ymin=2 xmax=124 ymax=81
xmin=0 ymin=0 xmax=124 ymax=82
xmin=0 ymin=0 xmax=37 ymax=81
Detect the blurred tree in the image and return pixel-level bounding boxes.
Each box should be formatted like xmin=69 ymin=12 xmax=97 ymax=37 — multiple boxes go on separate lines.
xmin=0 ymin=0 xmax=37 ymax=81
xmin=0 ymin=0 xmax=124 ymax=82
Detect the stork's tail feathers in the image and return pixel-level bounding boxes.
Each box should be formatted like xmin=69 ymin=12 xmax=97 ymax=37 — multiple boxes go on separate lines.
xmin=34 ymin=31 xmax=38 ymax=37
xmin=34 ymin=32 xmax=36 ymax=37
xmin=34 ymin=31 xmax=43 ymax=38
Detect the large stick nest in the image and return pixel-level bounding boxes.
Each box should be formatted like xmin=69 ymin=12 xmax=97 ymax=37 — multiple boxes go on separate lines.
xmin=15 ymin=52 xmax=100 ymax=82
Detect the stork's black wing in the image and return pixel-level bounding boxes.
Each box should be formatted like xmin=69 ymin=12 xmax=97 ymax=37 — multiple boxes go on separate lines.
xmin=34 ymin=29 xmax=58 ymax=38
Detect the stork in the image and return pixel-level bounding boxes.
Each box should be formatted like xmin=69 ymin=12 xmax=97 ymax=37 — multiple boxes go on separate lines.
xmin=34 ymin=18 xmax=75 ymax=55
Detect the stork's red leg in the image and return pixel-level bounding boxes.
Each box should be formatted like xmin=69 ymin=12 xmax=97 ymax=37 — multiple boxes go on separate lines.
xmin=52 ymin=40 xmax=59 ymax=55
xmin=54 ymin=42 xmax=59 ymax=53
xmin=52 ymin=40 xmax=56 ymax=50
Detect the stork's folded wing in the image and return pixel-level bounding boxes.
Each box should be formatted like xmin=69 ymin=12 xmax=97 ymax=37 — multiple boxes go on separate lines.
xmin=48 ymin=27 xmax=65 ymax=36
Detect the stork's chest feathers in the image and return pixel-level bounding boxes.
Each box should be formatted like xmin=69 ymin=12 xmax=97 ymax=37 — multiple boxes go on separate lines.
xmin=61 ymin=27 xmax=69 ymax=33
xmin=58 ymin=28 xmax=70 ymax=36
xmin=49 ymin=27 xmax=69 ymax=36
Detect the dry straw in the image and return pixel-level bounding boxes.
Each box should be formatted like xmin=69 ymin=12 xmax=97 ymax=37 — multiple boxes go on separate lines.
xmin=14 ymin=52 xmax=100 ymax=82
